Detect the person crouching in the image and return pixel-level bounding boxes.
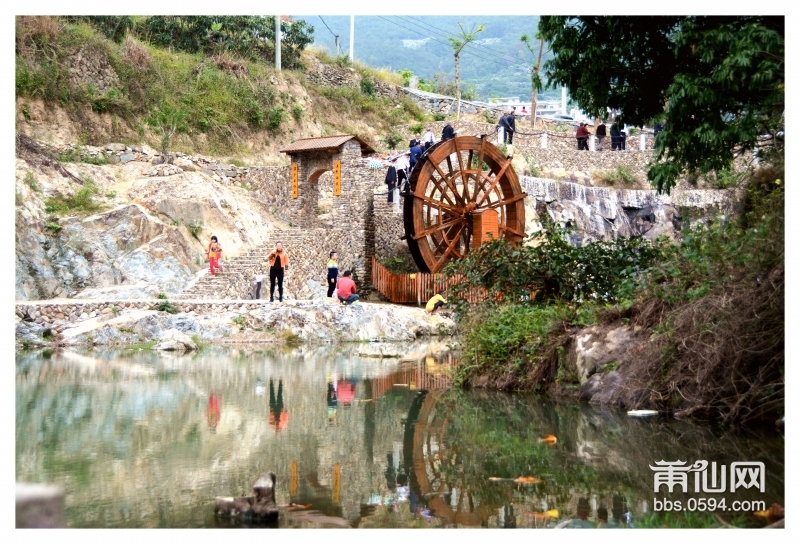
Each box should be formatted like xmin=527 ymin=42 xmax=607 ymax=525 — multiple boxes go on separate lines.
xmin=336 ymin=270 xmax=359 ymax=305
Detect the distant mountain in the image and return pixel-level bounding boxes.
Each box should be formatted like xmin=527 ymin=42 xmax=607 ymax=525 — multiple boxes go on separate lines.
xmin=295 ymin=15 xmax=561 ymax=101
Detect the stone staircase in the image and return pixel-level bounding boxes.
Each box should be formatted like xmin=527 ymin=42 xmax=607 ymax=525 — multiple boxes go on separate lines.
xmin=175 ymin=229 xmax=306 ymax=300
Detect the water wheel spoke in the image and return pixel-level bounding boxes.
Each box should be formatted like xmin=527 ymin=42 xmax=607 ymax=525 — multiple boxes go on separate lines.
xmin=470 ymin=138 xmax=488 ymax=202
xmin=486 ymin=192 xmax=526 ymax=209
xmin=428 ymin=175 xmax=458 ymax=208
xmin=413 ymin=217 xmax=464 ymax=240
xmin=452 ymin=139 xmax=469 ymax=203
xmin=476 ymin=159 xmax=513 ymax=207
xmin=430 ymin=162 xmax=465 ymax=206
xmin=416 ymin=194 xmax=463 ymax=216
xmin=436 ymin=224 xmax=465 ymax=270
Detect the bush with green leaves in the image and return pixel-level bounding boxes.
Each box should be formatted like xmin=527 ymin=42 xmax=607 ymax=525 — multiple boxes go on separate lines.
xmin=45 ymin=177 xmax=102 ymax=215
xmin=383 ymin=130 xmax=403 ymax=150
xmin=432 ymin=112 xmax=446 ymax=121
xmin=444 ymin=224 xmax=664 ymax=309
xmin=291 ymin=103 xmax=305 ymax=121
xmin=601 ymin=165 xmax=636 ymax=186
xmin=360 ymin=77 xmax=375 ymax=97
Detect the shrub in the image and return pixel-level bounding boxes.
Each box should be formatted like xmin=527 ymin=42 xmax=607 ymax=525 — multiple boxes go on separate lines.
xmin=23 ymin=171 xmax=39 ymax=192
xmin=383 ymin=130 xmax=403 ymax=150
xmin=291 ymin=103 xmax=305 ymax=121
xmin=44 ymin=177 xmax=101 ymax=215
xmin=360 ymin=77 xmax=375 ymax=97
xmin=187 ymin=221 xmax=203 ymax=240
xmin=432 ymin=112 xmax=446 ymax=121
xmin=409 ymin=122 xmax=425 ymax=135
xmin=154 ymin=300 xmax=178 ymax=314
xmin=601 ymin=165 xmax=636 ymax=186
xmin=267 ymin=106 xmax=286 ymax=130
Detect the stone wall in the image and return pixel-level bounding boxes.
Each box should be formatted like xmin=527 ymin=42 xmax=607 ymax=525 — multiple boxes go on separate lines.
xmin=400 ymin=89 xmax=505 ymax=118
xmin=372 ymin=195 xmax=405 ymax=263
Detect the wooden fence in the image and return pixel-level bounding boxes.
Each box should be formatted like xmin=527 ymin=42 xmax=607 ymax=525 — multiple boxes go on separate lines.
xmin=371 ymin=257 xmax=485 ymax=304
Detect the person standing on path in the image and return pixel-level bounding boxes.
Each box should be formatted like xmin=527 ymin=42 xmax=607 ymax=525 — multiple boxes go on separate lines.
xmin=327 ymin=251 xmax=339 ymax=301
xmin=610 ymin=123 xmax=621 ymax=150
xmin=422 ymin=127 xmax=435 ymax=151
xmin=595 ymin=121 xmax=607 ymax=151
xmin=441 ymin=122 xmax=455 ymax=141
xmin=336 ymin=270 xmax=359 ymax=305
xmin=409 ymin=142 xmax=424 ymax=174
xmin=207 ymin=235 xmax=223 ymax=276
xmin=385 ymin=159 xmax=397 ymax=203
xmin=498 ymin=111 xmax=510 ymax=143
xmin=268 ymin=242 xmax=289 ymax=302
xmin=506 ymin=111 xmax=516 ymax=144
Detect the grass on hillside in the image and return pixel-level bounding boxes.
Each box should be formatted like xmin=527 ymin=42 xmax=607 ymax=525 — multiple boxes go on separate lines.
xmin=16 ymin=17 xmax=426 ymax=157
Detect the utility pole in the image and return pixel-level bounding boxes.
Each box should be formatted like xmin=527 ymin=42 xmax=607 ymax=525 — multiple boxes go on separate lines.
xmin=334 ymin=35 xmax=340 ymax=56
xmin=275 ymin=15 xmax=281 ymax=71
xmin=561 ymin=86 xmax=566 ymax=114
xmin=349 ymin=15 xmax=354 ymax=61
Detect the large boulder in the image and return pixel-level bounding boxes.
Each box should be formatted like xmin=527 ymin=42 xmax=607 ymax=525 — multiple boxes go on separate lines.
xmin=153 ymin=328 xmax=197 ymax=351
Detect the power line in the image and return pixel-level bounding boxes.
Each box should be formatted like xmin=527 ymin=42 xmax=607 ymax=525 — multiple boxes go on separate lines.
xmin=375 ymin=15 xmax=519 ymax=71
xmin=402 ymin=16 xmax=526 ymax=63
xmin=388 ymin=16 xmax=517 ymax=67
xmin=318 ymin=16 xmax=342 ymax=55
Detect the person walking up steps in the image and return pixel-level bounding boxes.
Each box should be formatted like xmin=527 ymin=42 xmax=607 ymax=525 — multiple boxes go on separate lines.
xmin=327 ymin=251 xmax=339 ymax=301
xmin=336 ymin=270 xmax=359 ymax=305
xmin=207 ymin=235 xmax=223 ymax=276
xmin=268 ymin=242 xmax=289 ymax=302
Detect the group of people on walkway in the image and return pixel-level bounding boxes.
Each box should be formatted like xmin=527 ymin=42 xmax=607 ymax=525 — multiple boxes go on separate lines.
xmin=384 ymin=122 xmax=456 ymax=202
xmin=497 ymin=111 xmax=516 ymax=144
xmin=206 ymin=236 xmax=450 ymax=312
xmin=575 ymin=121 xmax=628 ymax=151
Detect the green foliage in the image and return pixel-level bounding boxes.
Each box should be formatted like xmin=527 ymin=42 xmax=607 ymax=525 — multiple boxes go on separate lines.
xmin=383 ymin=130 xmax=403 ymax=150
xmin=187 ymin=221 xmax=203 ymax=240
xmin=23 ymin=171 xmax=40 ymax=192
xmin=381 ymin=254 xmax=417 ymax=274
xmin=45 ymin=221 xmax=63 ymax=233
xmin=359 ymin=76 xmax=375 ymax=97
xmin=398 ymin=68 xmax=413 ymax=86
xmin=444 ymin=224 xmax=664 ymax=308
xmin=154 ymin=300 xmax=178 ymax=314
xmin=156 ymin=292 xmax=168 ymax=299
xmin=105 ymin=190 xmax=117 ymax=198
xmin=291 ymin=103 xmax=305 ymax=121
xmin=601 ymin=165 xmax=636 ymax=186
xmin=143 ymin=16 xmax=313 ymax=69
xmin=267 ymin=106 xmax=286 ymax=130
xmin=432 ymin=112 xmax=445 ymax=121
xmin=232 ymin=315 xmax=246 ymax=331
xmin=409 ymin=122 xmax=425 ymax=135
xmin=44 ymin=177 xmax=101 ymax=215
xmin=538 ymin=16 xmax=784 ymax=193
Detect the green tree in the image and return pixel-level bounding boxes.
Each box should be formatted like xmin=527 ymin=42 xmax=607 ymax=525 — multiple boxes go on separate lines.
xmin=448 ymin=22 xmax=485 ymax=120
xmin=143 ymin=16 xmax=313 ymax=69
xmin=538 ymin=16 xmax=784 ymax=192
xmin=519 ymin=33 xmax=549 ymax=126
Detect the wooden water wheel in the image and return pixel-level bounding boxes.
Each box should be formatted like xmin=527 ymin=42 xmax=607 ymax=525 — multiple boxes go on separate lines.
xmin=403 ymin=136 xmax=526 ymax=273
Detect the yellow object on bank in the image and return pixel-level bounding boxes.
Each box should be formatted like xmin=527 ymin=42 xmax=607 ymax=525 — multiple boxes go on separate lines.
xmin=426 ymin=294 xmax=447 ymax=313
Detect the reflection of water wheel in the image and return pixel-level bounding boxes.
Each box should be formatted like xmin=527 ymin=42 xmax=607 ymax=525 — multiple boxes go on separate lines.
xmin=403 ymin=136 xmax=526 ymax=273
xmin=412 ymin=393 xmax=495 ymax=526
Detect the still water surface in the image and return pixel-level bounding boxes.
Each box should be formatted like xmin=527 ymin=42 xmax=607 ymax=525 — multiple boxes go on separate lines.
xmin=16 ymin=343 xmax=784 ymax=528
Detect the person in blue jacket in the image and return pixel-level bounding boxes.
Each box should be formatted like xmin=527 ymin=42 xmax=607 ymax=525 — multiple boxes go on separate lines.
xmin=326 ymin=251 xmax=338 ymax=300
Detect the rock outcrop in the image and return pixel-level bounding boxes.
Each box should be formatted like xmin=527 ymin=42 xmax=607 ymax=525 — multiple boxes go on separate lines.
xmin=15 ymin=300 xmax=455 ymax=347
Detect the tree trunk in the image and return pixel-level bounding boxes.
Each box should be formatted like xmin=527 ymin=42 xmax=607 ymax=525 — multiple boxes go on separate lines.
xmin=531 ymin=35 xmax=544 ymax=128
xmin=455 ymin=52 xmax=461 ymax=121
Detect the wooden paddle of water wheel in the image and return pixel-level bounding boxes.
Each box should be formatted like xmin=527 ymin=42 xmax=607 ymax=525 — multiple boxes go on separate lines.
xmin=403 ymin=135 xmax=527 ymax=273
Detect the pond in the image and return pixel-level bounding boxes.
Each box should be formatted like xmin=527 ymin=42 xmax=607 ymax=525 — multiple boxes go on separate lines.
xmin=16 ymin=343 xmax=784 ymax=528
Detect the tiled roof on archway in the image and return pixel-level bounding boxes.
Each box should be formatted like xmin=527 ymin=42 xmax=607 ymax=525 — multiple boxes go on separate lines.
xmin=279 ymin=134 xmax=375 ymax=156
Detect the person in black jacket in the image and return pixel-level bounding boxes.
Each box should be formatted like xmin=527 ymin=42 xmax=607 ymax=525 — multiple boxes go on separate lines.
xmin=409 ymin=143 xmax=424 ymax=172
xmin=498 ymin=112 xmax=511 ymax=143
xmin=409 ymin=134 xmax=421 ymax=149
xmin=595 ymin=121 xmax=607 ymax=151
xmin=385 ymin=159 xmax=397 ymax=202
xmin=441 ymin=122 xmax=455 ymax=140
xmin=506 ymin=112 xmax=516 ymax=144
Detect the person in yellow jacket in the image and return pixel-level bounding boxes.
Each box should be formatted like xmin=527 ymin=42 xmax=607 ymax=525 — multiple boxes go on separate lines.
xmin=426 ymin=294 xmax=447 ymax=314
xmin=268 ymin=242 xmax=289 ymax=302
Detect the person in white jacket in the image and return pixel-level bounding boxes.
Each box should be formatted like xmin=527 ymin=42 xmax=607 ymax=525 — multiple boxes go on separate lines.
xmin=422 ymin=128 xmax=436 ymax=150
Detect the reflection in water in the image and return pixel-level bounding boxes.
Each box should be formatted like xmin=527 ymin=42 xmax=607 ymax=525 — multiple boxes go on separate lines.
xmin=15 ymin=344 xmax=783 ymax=528
xmin=268 ymin=379 xmax=287 ymax=433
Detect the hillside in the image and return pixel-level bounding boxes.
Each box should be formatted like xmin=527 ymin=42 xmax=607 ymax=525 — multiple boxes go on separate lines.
xmin=296 ymin=15 xmax=560 ymax=101
xmin=15 ymin=17 xmax=429 ymax=164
